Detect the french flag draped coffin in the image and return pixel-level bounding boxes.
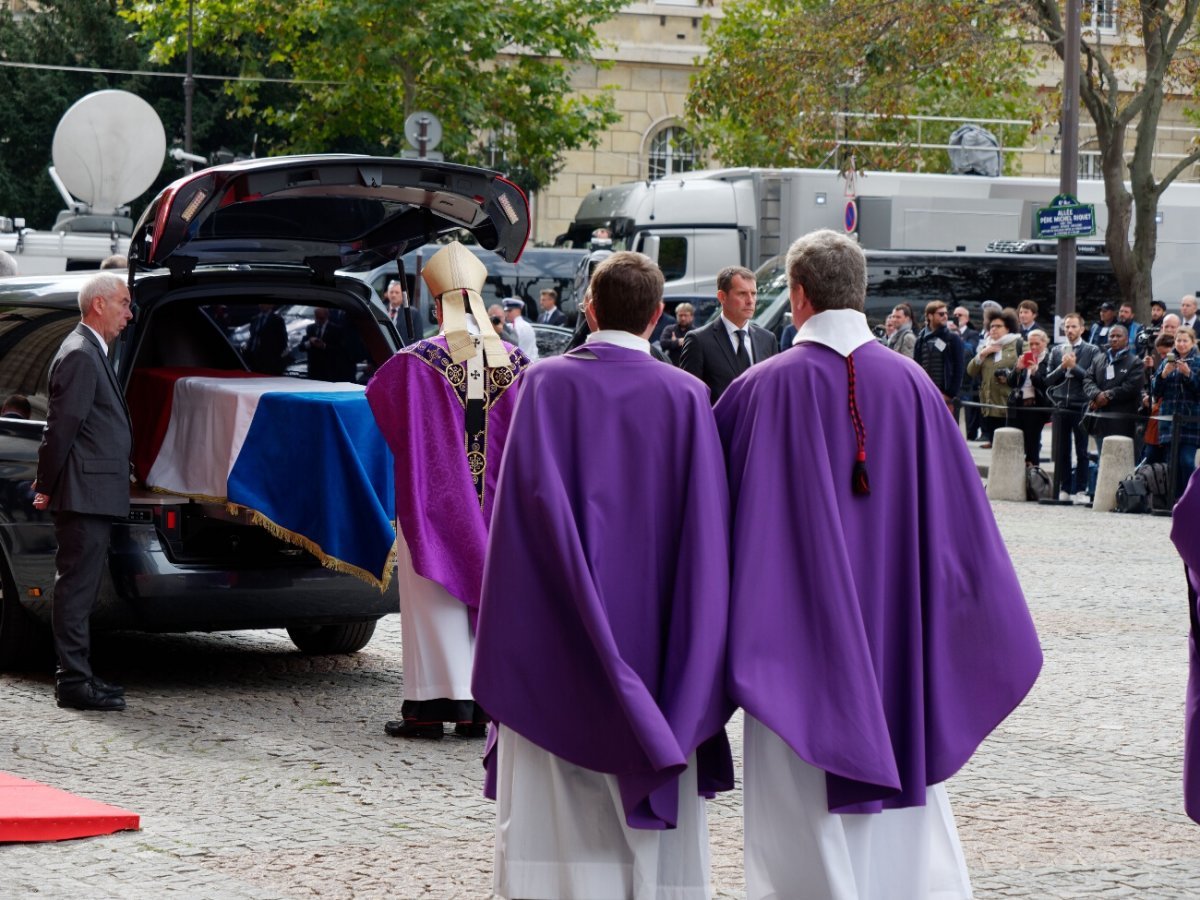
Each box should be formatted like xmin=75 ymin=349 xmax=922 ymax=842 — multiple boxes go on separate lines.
xmin=128 ymin=367 xmax=396 ymax=588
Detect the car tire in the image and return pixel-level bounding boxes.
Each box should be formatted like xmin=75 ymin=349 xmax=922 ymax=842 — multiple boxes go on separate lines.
xmin=286 ymin=620 xmax=377 ymax=655
xmin=0 ymin=564 xmax=52 ymax=671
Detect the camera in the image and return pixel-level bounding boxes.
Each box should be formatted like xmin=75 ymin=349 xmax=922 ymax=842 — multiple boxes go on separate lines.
xmin=1135 ymin=324 xmax=1160 ymax=356
xmin=1166 ymin=351 xmax=1179 ymax=364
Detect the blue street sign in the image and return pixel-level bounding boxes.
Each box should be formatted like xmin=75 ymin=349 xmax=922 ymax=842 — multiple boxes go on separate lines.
xmin=1036 ymin=193 xmax=1096 ymax=239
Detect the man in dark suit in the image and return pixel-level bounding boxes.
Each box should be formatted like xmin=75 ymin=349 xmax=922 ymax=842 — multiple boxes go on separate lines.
xmin=32 ymin=272 xmax=133 ymax=711
xmin=386 ymin=278 xmax=420 ymax=345
xmin=536 ymin=288 xmax=566 ymax=326
xmin=302 ymin=307 xmax=354 ymax=382
xmin=680 ymin=265 xmax=777 ymax=403
xmin=245 ymin=304 xmax=289 ymax=374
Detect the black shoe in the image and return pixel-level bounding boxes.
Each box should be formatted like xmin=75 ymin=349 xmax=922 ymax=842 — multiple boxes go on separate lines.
xmin=91 ymin=677 xmax=125 ymax=697
xmin=56 ymin=680 xmax=126 ymax=711
xmin=383 ymin=719 xmax=443 ymax=739
xmin=454 ymin=722 xmax=487 ymax=738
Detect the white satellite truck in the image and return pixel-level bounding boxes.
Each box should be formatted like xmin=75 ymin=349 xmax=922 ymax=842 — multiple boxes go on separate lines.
xmin=562 ymin=165 xmax=1200 ymax=304
xmin=0 ymin=90 xmax=167 ymax=275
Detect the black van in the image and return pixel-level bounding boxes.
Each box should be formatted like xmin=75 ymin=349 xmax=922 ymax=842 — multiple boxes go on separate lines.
xmin=752 ymin=245 xmax=1120 ymax=336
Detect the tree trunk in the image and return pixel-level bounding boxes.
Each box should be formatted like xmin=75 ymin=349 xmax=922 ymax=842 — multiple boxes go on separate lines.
xmin=1128 ymin=89 xmax=1164 ymax=321
xmin=1091 ymin=116 xmax=1136 ymax=315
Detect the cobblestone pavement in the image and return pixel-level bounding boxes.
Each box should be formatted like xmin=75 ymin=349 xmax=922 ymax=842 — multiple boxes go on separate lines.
xmin=2 ymin=501 xmax=1197 ymax=898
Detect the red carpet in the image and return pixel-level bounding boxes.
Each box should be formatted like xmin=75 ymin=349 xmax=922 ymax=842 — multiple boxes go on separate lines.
xmin=0 ymin=772 xmax=139 ymax=842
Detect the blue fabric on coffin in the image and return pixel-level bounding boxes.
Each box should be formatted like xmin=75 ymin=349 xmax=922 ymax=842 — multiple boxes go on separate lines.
xmin=227 ymin=390 xmax=396 ymax=587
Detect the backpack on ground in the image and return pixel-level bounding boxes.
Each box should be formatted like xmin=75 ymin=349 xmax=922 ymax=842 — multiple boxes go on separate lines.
xmin=1025 ymin=466 xmax=1052 ymax=501
xmin=1137 ymin=461 xmax=1171 ymax=505
xmin=1115 ymin=476 xmax=1151 ymax=514
xmin=1115 ymin=462 xmax=1171 ymax=514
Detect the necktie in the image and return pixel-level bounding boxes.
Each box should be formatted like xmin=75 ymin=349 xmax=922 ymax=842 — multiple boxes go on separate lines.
xmin=735 ymin=329 xmax=751 ymax=371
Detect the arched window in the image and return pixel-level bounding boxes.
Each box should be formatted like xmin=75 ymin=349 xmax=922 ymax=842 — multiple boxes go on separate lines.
xmin=648 ymin=126 xmax=699 ymax=180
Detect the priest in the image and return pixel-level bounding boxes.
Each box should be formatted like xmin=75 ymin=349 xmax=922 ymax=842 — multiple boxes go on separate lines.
xmin=366 ymin=241 xmax=529 ymax=739
xmin=715 ymin=229 xmax=1043 ymax=899
xmin=473 ymin=251 xmax=735 ymax=899
xmin=1170 ymin=472 xmax=1200 ymax=824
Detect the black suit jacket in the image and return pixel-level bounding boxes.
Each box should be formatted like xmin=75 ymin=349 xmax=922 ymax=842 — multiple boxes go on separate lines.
xmin=246 ymin=310 xmax=289 ymax=374
xmin=680 ymin=318 xmax=778 ymax=404
xmin=37 ymin=324 xmax=132 ymax=517
xmin=303 ymin=320 xmax=355 ymax=382
xmin=538 ymin=308 xmax=566 ymax=326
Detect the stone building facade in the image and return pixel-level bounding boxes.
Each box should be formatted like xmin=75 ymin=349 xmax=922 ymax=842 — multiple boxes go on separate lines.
xmin=532 ymin=1 xmax=716 ymax=245
xmin=531 ymin=0 xmax=1200 ymax=246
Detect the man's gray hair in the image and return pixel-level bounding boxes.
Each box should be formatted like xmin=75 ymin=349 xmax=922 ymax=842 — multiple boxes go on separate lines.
xmin=78 ymin=271 xmax=126 ymax=317
xmin=0 ymin=250 xmax=16 ymax=277
xmin=1109 ymin=324 xmax=1128 ymax=339
xmin=785 ymin=229 xmax=866 ymax=313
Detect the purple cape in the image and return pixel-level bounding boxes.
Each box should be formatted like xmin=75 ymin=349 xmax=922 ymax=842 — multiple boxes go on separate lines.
xmin=716 ymin=338 xmax=1042 ymax=813
xmin=366 ymin=337 xmax=528 ymax=613
xmin=1169 ymin=472 xmax=1200 ymax=824
xmin=472 ymin=343 xmax=735 ymax=830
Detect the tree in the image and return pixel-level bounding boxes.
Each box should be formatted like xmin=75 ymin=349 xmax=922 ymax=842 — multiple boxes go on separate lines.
xmin=1017 ymin=0 xmax=1200 ymax=317
xmin=691 ymin=0 xmax=1200 ymax=316
xmin=687 ymin=0 xmax=1038 ymax=174
xmin=0 ymin=0 xmax=257 ymax=229
xmin=122 ymin=0 xmax=625 ymax=193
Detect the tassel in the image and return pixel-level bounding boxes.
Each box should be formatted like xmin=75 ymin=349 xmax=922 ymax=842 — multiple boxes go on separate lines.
xmin=851 ymin=453 xmax=871 ymax=496
xmin=845 ymin=353 xmax=870 ymax=497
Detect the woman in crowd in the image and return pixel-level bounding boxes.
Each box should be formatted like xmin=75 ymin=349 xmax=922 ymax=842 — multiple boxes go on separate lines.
xmin=967 ymin=308 xmax=1022 ymax=448
xmin=1151 ymin=326 xmax=1200 ymax=495
xmin=1140 ymin=332 xmax=1176 ymax=463
xmin=1009 ymin=328 xmax=1051 ymax=466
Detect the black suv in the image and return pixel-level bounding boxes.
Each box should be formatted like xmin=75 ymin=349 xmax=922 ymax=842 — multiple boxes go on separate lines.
xmin=750 ymin=246 xmax=1120 ymax=336
xmin=0 ymin=155 xmax=530 ymax=667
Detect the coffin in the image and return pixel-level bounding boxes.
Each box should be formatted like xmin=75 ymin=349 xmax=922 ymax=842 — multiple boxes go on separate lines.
xmin=127 ymin=367 xmax=396 ymax=588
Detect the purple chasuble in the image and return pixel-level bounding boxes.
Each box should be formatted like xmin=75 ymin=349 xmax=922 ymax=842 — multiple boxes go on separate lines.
xmin=473 ymin=342 xmax=735 ymax=830
xmin=716 ymin=336 xmax=1042 ymax=813
xmin=366 ymin=336 xmax=528 ymax=617
xmin=1169 ymin=471 xmax=1200 ymax=824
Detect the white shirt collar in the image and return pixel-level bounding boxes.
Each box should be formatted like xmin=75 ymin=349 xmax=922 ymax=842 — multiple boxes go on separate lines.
xmin=720 ymin=314 xmax=751 ymax=339
xmin=82 ymin=322 xmax=108 ymax=352
xmin=586 ymin=329 xmax=651 ymax=354
xmin=792 ymin=309 xmax=876 ymax=357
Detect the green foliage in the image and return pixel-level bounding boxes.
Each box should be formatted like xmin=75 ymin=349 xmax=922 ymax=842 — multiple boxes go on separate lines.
xmin=121 ymin=0 xmax=624 ymax=192
xmin=1015 ymin=0 xmax=1200 ymax=312
xmin=687 ymin=0 xmax=1038 ymax=174
xmin=0 ymin=0 xmax=259 ymax=228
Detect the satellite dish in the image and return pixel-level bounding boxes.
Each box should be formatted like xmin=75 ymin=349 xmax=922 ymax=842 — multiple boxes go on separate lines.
xmin=51 ymin=90 xmax=166 ymax=214
xmin=404 ymin=112 xmax=443 ymax=152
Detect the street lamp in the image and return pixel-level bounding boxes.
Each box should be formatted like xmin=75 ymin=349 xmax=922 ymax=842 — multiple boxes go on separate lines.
xmin=184 ymin=0 xmax=195 ymax=174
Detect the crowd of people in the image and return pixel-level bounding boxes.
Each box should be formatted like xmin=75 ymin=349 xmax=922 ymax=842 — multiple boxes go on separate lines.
xmin=874 ymin=293 xmax=1200 ymax=504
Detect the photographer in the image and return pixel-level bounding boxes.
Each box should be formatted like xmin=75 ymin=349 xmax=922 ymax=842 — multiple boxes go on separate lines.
xmin=1140 ymin=332 xmax=1175 ymax=463
xmin=1008 ymin=329 xmax=1052 ymax=466
xmin=1150 ymin=326 xmax=1200 ymax=497
xmin=1045 ymin=313 xmax=1099 ymax=503
xmin=966 ymin=307 xmax=1022 ymax=448
xmin=1138 ymin=302 xmax=1166 ymax=365
xmin=1083 ymin=325 xmax=1144 ymax=457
